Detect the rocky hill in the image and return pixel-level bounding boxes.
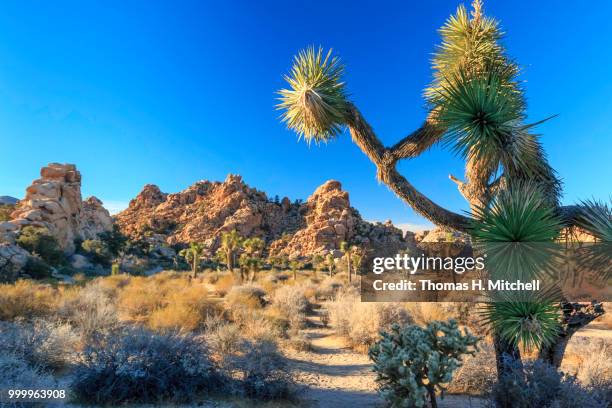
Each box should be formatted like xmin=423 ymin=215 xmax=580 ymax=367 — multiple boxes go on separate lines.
xmin=116 ymin=175 xmax=409 ymax=258
xmin=0 ymin=196 xmax=19 ymax=205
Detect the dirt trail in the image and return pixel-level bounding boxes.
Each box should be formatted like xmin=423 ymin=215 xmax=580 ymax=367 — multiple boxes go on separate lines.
xmin=284 ymin=307 xmax=486 ymax=408
xmin=284 ymin=308 xmax=382 ymax=408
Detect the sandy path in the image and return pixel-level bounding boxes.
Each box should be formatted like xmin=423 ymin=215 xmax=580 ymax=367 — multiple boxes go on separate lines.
xmin=284 ymin=309 xmax=383 ymax=408
xmin=284 ymin=307 xmax=486 ymax=408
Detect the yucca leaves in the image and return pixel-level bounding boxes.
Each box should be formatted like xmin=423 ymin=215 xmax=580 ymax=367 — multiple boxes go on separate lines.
xmin=427 ymin=0 xmax=517 ymax=97
xmin=470 ymin=182 xmax=563 ymax=242
xmin=277 ymin=47 xmax=348 ymax=143
xmin=480 ymin=298 xmax=560 ymax=351
xmin=575 ymin=199 xmax=612 ymax=242
xmin=433 ymin=66 xmax=525 ymax=164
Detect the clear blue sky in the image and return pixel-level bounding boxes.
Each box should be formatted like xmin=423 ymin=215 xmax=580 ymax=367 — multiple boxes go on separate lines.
xmin=1 ymin=1 xmax=610 ymax=229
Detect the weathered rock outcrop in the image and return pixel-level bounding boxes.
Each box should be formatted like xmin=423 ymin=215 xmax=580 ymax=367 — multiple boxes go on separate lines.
xmin=4 ymin=163 xmax=113 ymax=253
xmin=0 ymin=243 xmax=29 ymax=282
xmin=116 ymin=176 xmax=408 ymax=258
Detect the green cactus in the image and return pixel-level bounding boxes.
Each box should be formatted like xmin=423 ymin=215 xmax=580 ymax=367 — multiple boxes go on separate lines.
xmin=369 ymin=320 xmax=479 ymax=408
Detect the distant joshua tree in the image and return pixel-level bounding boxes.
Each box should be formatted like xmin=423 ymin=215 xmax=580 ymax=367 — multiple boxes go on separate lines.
xmin=218 ymin=230 xmax=243 ymax=272
xmin=241 ymin=237 xmax=265 ymax=282
xmin=276 ymin=0 xmax=609 ymax=392
xmin=179 ymin=242 xmax=205 ymax=278
xmin=339 ymin=241 xmax=352 ymax=283
xmin=289 ymin=259 xmax=302 ymax=281
xmin=325 ymin=253 xmax=335 ymax=277
xmin=311 ymin=254 xmax=325 ymax=278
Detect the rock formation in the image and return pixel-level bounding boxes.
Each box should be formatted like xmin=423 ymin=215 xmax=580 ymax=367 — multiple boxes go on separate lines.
xmin=3 ymin=163 xmax=113 ymax=253
xmin=116 ymin=176 xmax=409 ymax=259
xmin=0 ymin=243 xmax=29 ymax=282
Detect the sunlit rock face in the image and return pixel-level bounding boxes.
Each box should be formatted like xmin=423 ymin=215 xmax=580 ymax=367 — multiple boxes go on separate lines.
xmin=116 ymin=176 xmax=409 ymax=259
xmin=6 ymin=163 xmax=112 ymax=254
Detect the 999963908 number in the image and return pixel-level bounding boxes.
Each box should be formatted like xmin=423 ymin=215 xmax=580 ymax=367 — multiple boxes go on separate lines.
xmin=2 ymin=389 xmax=67 ymax=401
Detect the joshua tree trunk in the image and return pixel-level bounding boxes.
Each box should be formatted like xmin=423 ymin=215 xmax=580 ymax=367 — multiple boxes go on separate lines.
xmin=346 ymin=254 xmax=352 ymax=283
xmin=426 ymin=384 xmax=437 ymax=408
xmin=343 ymin=104 xmax=586 ymax=232
xmin=539 ymin=302 xmax=604 ymax=367
xmin=192 ymin=256 xmax=198 ymax=278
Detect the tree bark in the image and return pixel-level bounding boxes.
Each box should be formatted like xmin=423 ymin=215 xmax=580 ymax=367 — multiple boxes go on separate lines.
xmin=342 ymin=103 xmax=584 ymax=233
xmin=539 ymin=302 xmax=605 ymax=367
xmin=426 ymin=384 xmax=438 ymax=408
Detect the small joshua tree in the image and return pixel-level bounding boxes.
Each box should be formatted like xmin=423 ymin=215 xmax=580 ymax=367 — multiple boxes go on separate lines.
xmin=325 ymin=253 xmax=335 ymax=277
xmin=369 ymin=320 xmax=479 ymax=408
xmin=288 ymin=259 xmax=302 ymax=281
xmin=179 ymin=242 xmax=205 ymax=278
xmin=311 ymin=254 xmax=325 ymax=278
xmin=219 ymin=229 xmax=243 ymax=272
xmin=240 ymin=237 xmax=265 ymax=282
xmin=340 ymin=241 xmax=352 ymax=283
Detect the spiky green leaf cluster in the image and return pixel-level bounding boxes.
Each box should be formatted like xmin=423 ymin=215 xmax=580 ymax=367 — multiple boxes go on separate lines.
xmin=427 ymin=0 xmax=516 ymax=96
xmin=575 ymin=199 xmax=612 ymax=241
xmin=428 ymin=1 xmax=561 ymax=204
xmin=470 ymin=181 xmax=563 ymax=242
xmin=277 ymin=47 xmax=348 ymax=143
xmin=480 ymin=299 xmax=560 ymax=350
xmin=433 ymin=66 xmax=525 ymax=164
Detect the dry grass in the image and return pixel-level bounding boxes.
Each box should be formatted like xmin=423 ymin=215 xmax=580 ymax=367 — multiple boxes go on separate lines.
xmin=148 ymin=285 xmax=221 ymax=332
xmin=0 ymin=280 xmax=59 ymax=320
xmin=446 ymin=342 xmax=497 ymax=396
xmin=327 ymin=288 xmax=412 ymax=351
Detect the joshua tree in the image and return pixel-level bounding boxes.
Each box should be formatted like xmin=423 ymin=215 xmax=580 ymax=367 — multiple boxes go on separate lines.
xmin=325 ymin=253 xmax=336 ymax=277
xmin=179 ymin=242 xmax=206 ymax=278
xmin=311 ymin=254 xmax=325 ymax=278
xmin=289 ymin=259 xmax=302 ymax=281
xmin=340 ymin=241 xmax=352 ymax=282
xmin=351 ymin=248 xmax=363 ymax=277
xmin=241 ymin=237 xmax=265 ymax=281
xmin=219 ymin=229 xmax=243 ymax=272
xmin=276 ymin=0 xmax=609 ymax=388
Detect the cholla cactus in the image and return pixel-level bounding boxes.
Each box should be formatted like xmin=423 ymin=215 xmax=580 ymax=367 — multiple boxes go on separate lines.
xmin=369 ymin=320 xmax=479 ymax=408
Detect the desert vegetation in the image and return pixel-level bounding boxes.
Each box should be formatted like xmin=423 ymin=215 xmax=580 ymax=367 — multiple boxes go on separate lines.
xmin=0 ymin=0 xmax=610 ymax=407
xmin=1 ymin=269 xmax=609 ymax=407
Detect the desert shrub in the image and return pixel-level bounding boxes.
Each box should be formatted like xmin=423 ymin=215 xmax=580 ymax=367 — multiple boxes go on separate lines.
xmin=16 ymin=226 xmax=64 ymax=266
xmin=0 ymin=280 xmax=58 ymax=320
xmin=0 ymin=320 xmax=79 ymax=371
xmin=286 ymin=333 xmax=312 ymax=352
xmin=491 ymin=360 xmax=608 ymax=408
xmin=21 ymin=256 xmax=53 ymax=279
xmin=316 ymin=276 xmax=343 ymax=299
xmin=70 ymin=328 xmax=223 ymax=404
xmin=148 ymin=285 xmax=221 ymax=332
xmin=81 ymin=239 xmax=112 ymax=266
xmin=327 ymin=289 xmax=412 ymax=349
xmin=369 ymin=320 xmax=479 ymax=408
xmin=0 ymin=204 xmax=14 ymax=222
xmin=272 ymin=285 xmax=311 ymax=330
xmin=213 ymin=272 xmax=235 ymax=296
xmin=117 ymin=277 xmax=166 ymax=321
xmin=228 ymin=339 xmax=295 ymax=400
xmin=206 ymin=321 xmax=243 ymax=358
xmin=225 ymin=285 xmax=267 ymax=313
xmin=0 ymin=354 xmax=58 ymax=406
xmin=58 ymin=282 xmax=119 ymax=338
xmin=98 ymin=225 xmax=128 ymax=256
xmin=573 ymin=338 xmax=612 ymax=387
xmin=446 ymin=342 xmax=496 ymax=395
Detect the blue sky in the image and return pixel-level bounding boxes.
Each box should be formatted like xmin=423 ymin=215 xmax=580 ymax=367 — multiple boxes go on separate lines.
xmin=1 ymin=1 xmax=610 ymax=229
